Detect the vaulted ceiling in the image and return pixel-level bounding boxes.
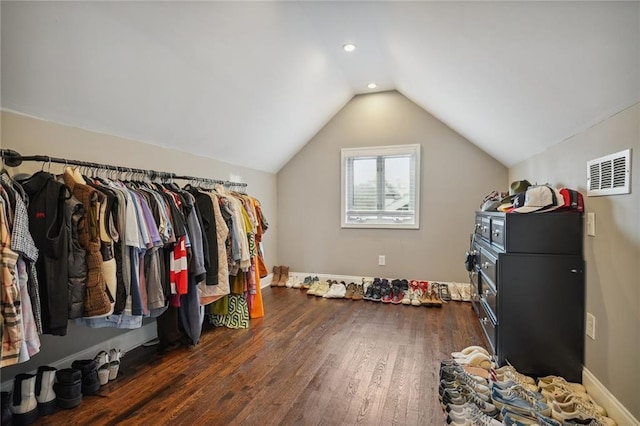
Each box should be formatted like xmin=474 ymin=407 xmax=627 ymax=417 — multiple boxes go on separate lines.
xmin=2 ymin=1 xmax=639 ymax=173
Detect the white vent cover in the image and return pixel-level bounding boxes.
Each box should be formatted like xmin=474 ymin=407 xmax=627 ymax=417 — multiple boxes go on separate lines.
xmin=587 ymin=149 xmax=631 ymax=196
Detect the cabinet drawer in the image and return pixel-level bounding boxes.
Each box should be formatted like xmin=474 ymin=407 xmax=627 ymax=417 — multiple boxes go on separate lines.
xmin=474 ymin=214 xmax=484 ymax=237
xmin=479 ymin=243 xmax=498 ymax=288
xmin=480 ymin=276 xmax=497 ymax=319
xmin=470 ymin=268 xmax=480 ymax=294
xmin=491 ymin=217 xmax=505 ymax=249
xmin=477 ymin=215 xmax=491 ymax=241
xmin=479 ymin=300 xmax=497 ymax=354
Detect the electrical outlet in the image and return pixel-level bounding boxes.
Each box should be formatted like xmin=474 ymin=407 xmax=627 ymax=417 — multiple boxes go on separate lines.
xmin=586 ymin=313 xmax=596 ymax=340
xmin=378 ymin=255 xmax=386 ymax=266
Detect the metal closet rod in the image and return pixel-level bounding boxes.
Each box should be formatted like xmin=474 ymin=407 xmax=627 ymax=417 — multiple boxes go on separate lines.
xmin=0 ymin=149 xmax=247 ymax=188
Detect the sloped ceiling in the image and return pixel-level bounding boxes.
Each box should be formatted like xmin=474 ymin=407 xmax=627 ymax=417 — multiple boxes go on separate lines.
xmin=2 ymin=1 xmax=639 ymax=173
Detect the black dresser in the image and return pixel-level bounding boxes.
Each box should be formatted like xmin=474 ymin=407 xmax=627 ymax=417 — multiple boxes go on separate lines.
xmin=469 ymin=211 xmax=585 ymax=383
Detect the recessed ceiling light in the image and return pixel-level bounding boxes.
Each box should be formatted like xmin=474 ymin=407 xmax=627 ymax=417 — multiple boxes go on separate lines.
xmin=367 ymin=82 xmax=377 ymax=89
xmin=343 ymin=43 xmax=357 ymax=52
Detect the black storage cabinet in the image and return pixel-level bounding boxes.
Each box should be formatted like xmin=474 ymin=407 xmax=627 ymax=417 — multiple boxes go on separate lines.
xmin=469 ymin=211 xmax=585 ymax=383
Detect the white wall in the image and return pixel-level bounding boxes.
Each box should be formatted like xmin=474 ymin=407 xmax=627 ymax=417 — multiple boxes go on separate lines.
xmin=510 ymin=103 xmax=640 ymax=419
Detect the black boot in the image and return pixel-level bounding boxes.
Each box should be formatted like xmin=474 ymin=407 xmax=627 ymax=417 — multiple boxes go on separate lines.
xmin=54 ymin=368 xmax=82 ymax=409
xmin=71 ymin=359 xmax=100 ymax=396
xmin=1 ymin=391 xmax=12 ymax=426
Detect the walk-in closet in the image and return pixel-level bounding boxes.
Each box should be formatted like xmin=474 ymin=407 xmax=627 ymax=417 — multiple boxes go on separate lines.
xmin=1 ymin=2 xmax=639 ymax=425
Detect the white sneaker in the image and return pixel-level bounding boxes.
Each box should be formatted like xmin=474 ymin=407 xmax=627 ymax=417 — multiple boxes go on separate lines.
xmin=94 ymin=350 xmax=109 ymax=367
xmin=458 ymin=283 xmax=472 ymax=301
xmin=411 ymin=288 xmax=423 ymax=306
xmin=550 ymin=400 xmax=616 ymax=426
xmin=109 ymin=348 xmax=125 ymax=363
xmin=538 ymin=375 xmax=586 ymax=394
xmin=401 ymin=288 xmax=413 ymax=305
xmin=98 ymin=365 xmax=110 ymax=385
xmin=450 ymin=282 xmax=462 ymax=301
xmin=291 ymin=277 xmax=302 ymax=289
xmin=452 ymin=346 xmax=490 ymax=359
xmin=108 ymin=361 xmax=120 ymax=381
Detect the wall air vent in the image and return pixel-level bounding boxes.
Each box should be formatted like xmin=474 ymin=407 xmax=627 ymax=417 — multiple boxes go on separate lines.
xmin=587 ymin=149 xmax=631 ymax=196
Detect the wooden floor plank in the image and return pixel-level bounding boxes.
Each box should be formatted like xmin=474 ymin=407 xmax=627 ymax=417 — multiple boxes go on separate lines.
xmin=30 ymin=286 xmax=487 ymax=426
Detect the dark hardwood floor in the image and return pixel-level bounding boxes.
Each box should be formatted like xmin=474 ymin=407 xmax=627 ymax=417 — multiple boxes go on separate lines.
xmin=34 ymin=286 xmax=487 ymax=426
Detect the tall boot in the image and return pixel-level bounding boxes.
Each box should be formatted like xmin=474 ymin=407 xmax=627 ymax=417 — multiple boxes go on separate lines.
xmin=278 ymin=266 xmax=289 ymax=287
xmin=271 ymin=266 xmax=281 ymax=287
xmin=9 ymin=374 xmax=38 ymax=425
xmin=1 ymin=391 xmax=12 ymax=426
xmin=71 ymin=359 xmax=100 ymax=396
xmin=35 ymin=366 xmax=57 ymax=415
xmin=54 ymin=368 xmax=82 ymax=409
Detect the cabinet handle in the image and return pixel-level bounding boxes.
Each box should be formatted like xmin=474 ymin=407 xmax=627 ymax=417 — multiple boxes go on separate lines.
xmin=480 ymin=317 xmax=489 ymax=325
xmin=482 ymin=226 xmax=488 ymax=232
xmin=571 ymin=269 xmax=578 ymax=273
xmin=493 ymin=230 xmax=500 ymax=236
xmin=484 ymin=290 xmax=490 ymax=295
xmin=482 ymin=262 xmax=490 ymax=269
xmin=475 ymin=223 xmax=482 ymax=229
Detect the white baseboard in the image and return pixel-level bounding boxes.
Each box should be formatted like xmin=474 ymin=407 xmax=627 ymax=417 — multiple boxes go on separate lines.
xmin=261 ymin=273 xmax=273 ymax=288
xmin=1 ymin=322 xmax=157 ymax=392
xmin=583 ymin=367 xmax=639 ymax=425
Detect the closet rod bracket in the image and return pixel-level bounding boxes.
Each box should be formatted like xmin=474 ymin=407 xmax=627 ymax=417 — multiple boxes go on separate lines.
xmin=1 ymin=149 xmax=23 ymax=167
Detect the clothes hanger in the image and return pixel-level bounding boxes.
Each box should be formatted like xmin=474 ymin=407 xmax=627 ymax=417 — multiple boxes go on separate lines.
xmin=40 ymin=157 xmax=52 ymax=173
xmin=0 ymin=155 xmax=28 ymax=203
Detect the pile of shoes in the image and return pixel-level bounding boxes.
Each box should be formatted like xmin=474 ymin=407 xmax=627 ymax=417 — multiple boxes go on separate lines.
xmin=440 ymin=346 xmax=618 ymax=426
xmin=272 ymin=271 xmax=465 ymax=308
xmin=361 ymin=278 xmax=448 ymax=307
xmin=3 ymin=348 xmax=125 ymax=424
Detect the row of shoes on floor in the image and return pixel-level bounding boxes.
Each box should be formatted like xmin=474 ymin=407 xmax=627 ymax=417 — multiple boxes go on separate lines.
xmin=273 ymin=270 xmax=473 ymax=304
xmin=1 ymin=349 xmax=124 ymax=426
xmin=277 ymin=274 xmax=468 ymax=307
xmin=303 ymin=277 xmax=446 ymax=305
xmin=440 ymin=345 xmax=616 ymax=426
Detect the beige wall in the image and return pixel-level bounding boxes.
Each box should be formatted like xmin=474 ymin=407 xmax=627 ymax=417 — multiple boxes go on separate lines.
xmin=1 ymin=111 xmax=277 ymax=266
xmin=277 ymin=91 xmax=507 ymax=282
xmin=510 ymin=103 xmax=640 ymax=418
xmin=0 ymin=110 xmax=277 ymax=373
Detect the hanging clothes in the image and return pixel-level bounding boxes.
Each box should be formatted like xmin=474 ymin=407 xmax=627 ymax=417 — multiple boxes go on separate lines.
xmin=0 ymin=196 xmax=22 ymax=367
xmin=197 ymin=190 xmax=230 ymax=306
xmin=210 ymin=294 xmax=249 ymax=329
xmin=62 ymin=170 xmax=112 ymax=318
xmin=19 ymin=172 xmax=70 ymax=335
xmin=0 ymin=175 xmax=42 ymax=366
xmin=4 ymin=178 xmax=42 ymax=335
xmin=0 ymin=154 xmax=269 ymax=365
xmin=16 ymin=258 xmax=39 ymax=362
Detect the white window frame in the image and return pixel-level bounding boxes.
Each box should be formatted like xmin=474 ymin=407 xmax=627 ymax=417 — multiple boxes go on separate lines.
xmin=341 ymin=144 xmax=420 ymax=229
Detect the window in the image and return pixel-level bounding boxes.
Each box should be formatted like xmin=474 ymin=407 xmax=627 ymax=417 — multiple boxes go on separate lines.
xmin=341 ymin=144 xmax=420 ymax=229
